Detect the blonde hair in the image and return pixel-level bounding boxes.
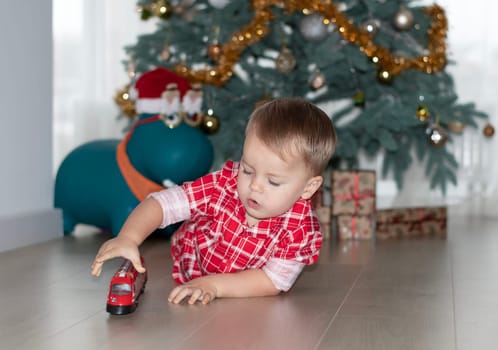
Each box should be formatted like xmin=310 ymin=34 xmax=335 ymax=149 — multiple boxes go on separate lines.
xmin=246 ymin=97 xmax=337 ymax=175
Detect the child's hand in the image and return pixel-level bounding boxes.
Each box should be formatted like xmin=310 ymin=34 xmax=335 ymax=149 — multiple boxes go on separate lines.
xmin=168 ymin=278 xmax=218 ymax=305
xmin=90 ymin=237 xmax=145 ymax=277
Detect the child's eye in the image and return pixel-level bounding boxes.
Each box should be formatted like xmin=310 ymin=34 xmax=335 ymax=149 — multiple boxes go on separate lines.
xmin=242 ymin=167 xmax=252 ymax=175
xmin=268 ymin=179 xmax=280 ymax=187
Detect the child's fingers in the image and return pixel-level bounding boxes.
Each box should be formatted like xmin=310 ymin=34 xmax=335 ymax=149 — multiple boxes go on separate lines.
xmin=188 ymin=289 xmax=203 ymax=304
xmin=96 ymin=243 xmax=127 ymax=264
xmin=169 ymin=286 xmax=191 ymax=304
xmin=201 ymin=292 xmax=214 ymax=304
xmin=174 ymin=289 xmax=191 ymax=304
xmin=167 ymin=286 xmax=181 ymax=303
xmin=130 ymin=257 xmax=146 ymax=273
xmin=90 ymin=261 xmax=103 ymax=276
xmin=168 ymin=285 xmax=214 ymax=305
xmin=90 ymin=244 xmax=117 ymax=276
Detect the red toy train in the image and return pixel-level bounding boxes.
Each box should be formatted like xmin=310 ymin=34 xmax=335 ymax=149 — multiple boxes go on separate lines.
xmin=106 ymin=257 xmax=147 ymax=315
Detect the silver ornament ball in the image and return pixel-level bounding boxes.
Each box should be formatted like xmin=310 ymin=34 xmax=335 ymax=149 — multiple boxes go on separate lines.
xmin=207 ymin=0 xmax=229 ymax=9
xmin=393 ymin=7 xmax=414 ymax=31
xmin=299 ymin=13 xmax=330 ymax=42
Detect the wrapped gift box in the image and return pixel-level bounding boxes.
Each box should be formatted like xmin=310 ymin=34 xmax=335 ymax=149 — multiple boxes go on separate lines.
xmin=331 ymin=170 xmax=376 ymax=216
xmin=335 ymin=215 xmax=374 ymax=240
xmin=376 ymin=206 xmax=447 ymax=240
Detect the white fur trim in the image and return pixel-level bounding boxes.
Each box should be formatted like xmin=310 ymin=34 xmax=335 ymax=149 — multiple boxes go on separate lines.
xmin=136 ymin=98 xmax=164 ymax=114
xmin=136 ymin=97 xmax=182 ymax=114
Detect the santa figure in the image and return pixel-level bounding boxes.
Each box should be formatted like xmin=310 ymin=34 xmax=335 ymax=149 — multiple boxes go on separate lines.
xmin=160 ymin=82 xmax=182 ymax=118
xmin=133 ymin=67 xmax=191 ymax=127
xmin=181 ymin=82 xmax=203 ymax=126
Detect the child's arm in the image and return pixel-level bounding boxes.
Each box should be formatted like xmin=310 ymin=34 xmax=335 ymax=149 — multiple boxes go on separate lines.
xmin=90 ymin=197 xmax=163 ymax=276
xmin=168 ymin=269 xmax=280 ymax=304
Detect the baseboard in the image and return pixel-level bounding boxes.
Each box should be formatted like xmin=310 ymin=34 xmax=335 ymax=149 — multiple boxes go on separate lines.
xmin=0 ymin=208 xmax=63 ymax=253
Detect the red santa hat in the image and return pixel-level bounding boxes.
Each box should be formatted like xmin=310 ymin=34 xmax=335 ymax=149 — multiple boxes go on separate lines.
xmin=133 ymin=67 xmax=191 ymax=114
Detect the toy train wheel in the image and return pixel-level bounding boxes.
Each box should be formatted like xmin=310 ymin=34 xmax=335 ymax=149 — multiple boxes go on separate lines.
xmin=106 ymin=303 xmax=137 ymax=316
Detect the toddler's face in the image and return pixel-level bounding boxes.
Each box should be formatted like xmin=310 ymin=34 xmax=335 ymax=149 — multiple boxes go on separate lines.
xmin=237 ymin=131 xmax=320 ymax=226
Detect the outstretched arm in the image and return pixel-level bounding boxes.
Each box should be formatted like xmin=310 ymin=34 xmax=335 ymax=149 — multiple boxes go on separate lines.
xmin=91 ymin=197 xmax=163 ymax=276
xmin=168 ymin=269 xmax=280 ymax=304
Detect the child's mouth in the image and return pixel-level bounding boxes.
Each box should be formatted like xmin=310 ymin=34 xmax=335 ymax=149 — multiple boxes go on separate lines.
xmin=247 ymin=198 xmax=260 ymax=209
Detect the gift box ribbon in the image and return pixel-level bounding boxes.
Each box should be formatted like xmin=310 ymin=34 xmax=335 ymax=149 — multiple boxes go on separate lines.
xmin=334 ymin=173 xmax=374 ymax=212
xmin=351 ymin=216 xmax=357 ymax=238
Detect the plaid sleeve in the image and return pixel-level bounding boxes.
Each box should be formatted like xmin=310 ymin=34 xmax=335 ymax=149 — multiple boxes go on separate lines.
xmin=272 ymin=209 xmax=323 ymax=265
xmin=273 ymin=227 xmax=322 ymax=264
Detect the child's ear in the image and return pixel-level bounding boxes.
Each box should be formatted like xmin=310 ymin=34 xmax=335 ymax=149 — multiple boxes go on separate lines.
xmin=301 ymin=176 xmax=323 ymax=200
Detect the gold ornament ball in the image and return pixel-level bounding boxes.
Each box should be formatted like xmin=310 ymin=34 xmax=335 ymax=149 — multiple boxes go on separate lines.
xmin=154 ymin=1 xmax=173 ymax=19
xmin=114 ymin=88 xmax=136 ymax=119
xmin=447 ymin=121 xmax=465 ymax=134
xmin=201 ymin=113 xmax=220 ymax=134
xmin=416 ymin=105 xmax=430 ymax=122
xmin=121 ymin=101 xmax=137 ymax=119
xmin=483 ymin=123 xmax=495 ymax=138
xmin=207 ymin=43 xmax=223 ymax=61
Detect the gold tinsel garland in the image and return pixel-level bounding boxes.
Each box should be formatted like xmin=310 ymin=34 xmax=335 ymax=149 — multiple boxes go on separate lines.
xmin=118 ymin=0 xmax=448 ymax=116
xmin=172 ymin=0 xmax=448 ymax=86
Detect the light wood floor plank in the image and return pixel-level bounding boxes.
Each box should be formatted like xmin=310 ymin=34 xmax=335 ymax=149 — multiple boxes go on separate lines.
xmin=1 ymin=210 xmax=498 ymax=349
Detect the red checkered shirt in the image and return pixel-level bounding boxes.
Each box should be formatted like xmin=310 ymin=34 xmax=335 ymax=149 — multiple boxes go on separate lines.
xmin=152 ymin=161 xmax=323 ymax=289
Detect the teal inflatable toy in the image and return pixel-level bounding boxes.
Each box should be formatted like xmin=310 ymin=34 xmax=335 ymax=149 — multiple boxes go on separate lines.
xmin=54 ymin=68 xmax=215 ymax=236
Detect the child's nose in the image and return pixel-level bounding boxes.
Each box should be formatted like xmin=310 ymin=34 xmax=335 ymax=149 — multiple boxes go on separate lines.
xmin=250 ymin=178 xmax=263 ymax=192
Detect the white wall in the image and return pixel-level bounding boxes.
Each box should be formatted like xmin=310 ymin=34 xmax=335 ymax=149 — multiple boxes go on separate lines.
xmin=0 ymin=0 xmax=61 ymax=252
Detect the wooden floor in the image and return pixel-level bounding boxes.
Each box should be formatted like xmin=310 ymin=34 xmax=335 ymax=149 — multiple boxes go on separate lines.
xmin=1 ymin=210 xmax=497 ymax=350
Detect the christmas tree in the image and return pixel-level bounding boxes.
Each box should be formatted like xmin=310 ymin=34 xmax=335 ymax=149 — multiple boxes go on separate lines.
xmin=115 ymin=0 xmax=490 ymax=194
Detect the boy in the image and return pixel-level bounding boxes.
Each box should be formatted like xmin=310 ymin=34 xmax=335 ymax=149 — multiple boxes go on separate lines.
xmin=91 ymin=97 xmax=337 ymax=304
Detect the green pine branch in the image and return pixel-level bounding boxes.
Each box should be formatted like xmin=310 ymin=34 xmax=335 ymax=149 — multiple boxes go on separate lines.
xmin=121 ymin=0 xmax=488 ymax=194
